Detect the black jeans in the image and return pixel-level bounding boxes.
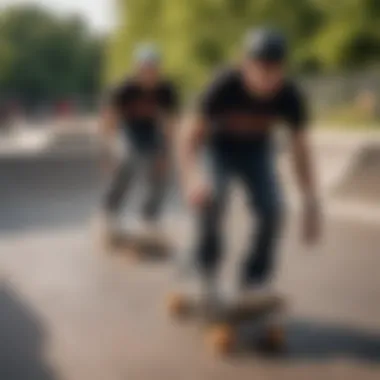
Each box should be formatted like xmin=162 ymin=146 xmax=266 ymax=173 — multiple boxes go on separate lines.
xmin=104 ymin=127 xmax=168 ymax=221
xmin=195 ymin=142 xmax=283 ymax=286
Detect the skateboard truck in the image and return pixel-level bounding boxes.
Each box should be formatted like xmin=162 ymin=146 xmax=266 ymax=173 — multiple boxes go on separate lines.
xmin=166 ymin=291 xmax=286 ymax=356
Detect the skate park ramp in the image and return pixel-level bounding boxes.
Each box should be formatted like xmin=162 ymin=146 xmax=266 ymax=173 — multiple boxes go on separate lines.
xmin=333 ymin=143 xmax=380 ymax=203
xmin=0 ymin=128 xmax=180 ymax=234
xmin=278 ymin=131 xmax=380 ymax=213
xmin=278 ymin=134 xmax=360 ymax=200
xmin=0 ymin=136 xmax=103 ymax=233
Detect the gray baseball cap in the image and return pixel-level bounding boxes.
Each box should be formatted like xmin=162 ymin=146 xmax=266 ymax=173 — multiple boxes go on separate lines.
xmin=134 ymin=43 xmax=161 ymax=66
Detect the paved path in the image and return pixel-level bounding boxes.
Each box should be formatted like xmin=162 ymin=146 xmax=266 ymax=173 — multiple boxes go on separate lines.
xmin=0 ymin=149 xmax=380 ymax=380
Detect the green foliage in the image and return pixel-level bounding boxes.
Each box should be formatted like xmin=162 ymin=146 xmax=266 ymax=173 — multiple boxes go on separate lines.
xmin=0 ymin=5 xmax=104 ymax=104
xmin=107 ymin=0 xmax=380 ymax=93
xmin=323 ymin=105 xmax=375 ymax=123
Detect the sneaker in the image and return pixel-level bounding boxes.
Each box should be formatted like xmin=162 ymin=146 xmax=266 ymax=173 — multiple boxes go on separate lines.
xmin=131 ymin=218 xmax=165 ymax=240
xmin=96 ymin=210 xmax=121 ymax=245
xmin=173 ymin=272 xmax=217 ymax=301
xmin=218 ymin=280 xmax=241 ymax=308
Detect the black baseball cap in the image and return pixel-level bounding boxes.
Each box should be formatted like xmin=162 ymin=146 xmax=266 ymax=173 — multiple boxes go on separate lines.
xmin=244 ymin=28 xmax=288 ymax=63
xmin=134 ymin=43 xmax=161 ymax=66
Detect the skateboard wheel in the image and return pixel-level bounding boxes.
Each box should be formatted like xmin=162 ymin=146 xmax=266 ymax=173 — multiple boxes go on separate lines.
xmin=261 ymin=325 xmax=286 ymax=353
xmin=205 ymin=324 xmax=235 ymax=356
xmin=166 ymin=293 xmax=190 ymax=318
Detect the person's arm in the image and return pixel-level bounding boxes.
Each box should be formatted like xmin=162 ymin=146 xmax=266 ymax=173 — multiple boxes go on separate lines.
xmin=285 ymin=85 xmax=321 ymax=244
xmin=177 ymin=112 xmax=208 ymax=193
xmin=100 ymin=104 xmax=118 ymax=141
xmin=178 ymin=70 xmax=228 ymax=207
xmin=98 ymin=88 xmax=122 ymax=172
xmin=291 ymin=129 xmax=318 ymax=206
xmin=291 ymin=129 xmax=321 ymax=244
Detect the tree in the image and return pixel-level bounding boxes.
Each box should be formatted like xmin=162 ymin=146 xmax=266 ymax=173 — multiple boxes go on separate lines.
xmin=107 ymin=0 xmax=380 ymax=93
xmin=310 ymin=0 xmax=380 ymax=70
xmin=0 ymin=5 xmax=104 ymax=107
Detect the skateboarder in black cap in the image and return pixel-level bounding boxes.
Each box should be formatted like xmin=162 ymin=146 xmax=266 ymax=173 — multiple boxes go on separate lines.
xmin=99 ymin=44 xmax=179 ymax=240
xmin=178 ymin=28 xmax=321 ymax=303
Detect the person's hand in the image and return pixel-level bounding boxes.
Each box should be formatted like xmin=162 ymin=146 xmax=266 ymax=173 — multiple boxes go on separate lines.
xmin=184 ymin=175 xmax=212 ymax=209
xmin=302 ymin=197 xmax=322 ymax=245
xmin=100 ymin=139 xmax=117 ymax=177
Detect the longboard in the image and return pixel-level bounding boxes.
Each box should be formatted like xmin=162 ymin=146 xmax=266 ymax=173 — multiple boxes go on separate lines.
xmin=107 ymin=230 xmax=171 ymax=261
xmin=166 ymin=292 xmax=286 ymax=356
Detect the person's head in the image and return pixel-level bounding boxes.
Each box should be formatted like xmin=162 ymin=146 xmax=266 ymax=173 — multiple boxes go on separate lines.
xmin=241 ymin=28 xmax=287 ymax=97
xmin=133 ymin=44 xmax=161 ymax=86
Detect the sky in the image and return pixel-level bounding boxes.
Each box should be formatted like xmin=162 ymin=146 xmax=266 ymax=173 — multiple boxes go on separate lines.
xmin=0 ymin=0 xmax=115 ymax=32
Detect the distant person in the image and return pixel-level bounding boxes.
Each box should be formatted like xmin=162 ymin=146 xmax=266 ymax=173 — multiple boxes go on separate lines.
xmin=178 ymin=28 xmax=321 ymax=306
xmin=99 ymin=44 xmax=179 ymax=240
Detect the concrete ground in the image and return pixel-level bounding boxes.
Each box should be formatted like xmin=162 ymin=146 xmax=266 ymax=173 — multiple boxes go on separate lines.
xmin=0 ymin=130 xmax=380 ymax=380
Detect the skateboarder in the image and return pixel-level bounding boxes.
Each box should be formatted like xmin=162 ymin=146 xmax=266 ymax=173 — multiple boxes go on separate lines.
xmin=99 ymin=44 xmax=179 ymax=239
xmin=178 ymin=28 xmax=321 ymax=304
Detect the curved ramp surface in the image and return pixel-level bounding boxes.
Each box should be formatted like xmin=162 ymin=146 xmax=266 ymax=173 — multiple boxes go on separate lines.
xmin=334 ymin=144 xmax=380 ymax=203
xmin=0 ymin=154 xmax=102 ymax=233
xmin=1 ymin=134 xmax=380 ymax=380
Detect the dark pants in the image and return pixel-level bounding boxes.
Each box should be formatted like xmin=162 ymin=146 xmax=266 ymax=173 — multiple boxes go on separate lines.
xmin=195 ymin=142 xmax=283 ymax=286
xmin=104 ymin=127 xmax=168 ymax=221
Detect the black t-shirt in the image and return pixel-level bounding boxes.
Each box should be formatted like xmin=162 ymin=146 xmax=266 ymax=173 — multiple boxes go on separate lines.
xmin=199 ymin=67 xmax=308 ymax=151
xmin=110 ymin=77 xmax=178 ymax=128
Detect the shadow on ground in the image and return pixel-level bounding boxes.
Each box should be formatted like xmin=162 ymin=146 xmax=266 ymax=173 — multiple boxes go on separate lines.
xmin=241 ymin=319 xmax=380 ymax=363
xmin=286 ymin=319 xmax=380 ymax=362
xmin=0 ymin=282 xmax=56 ymax=379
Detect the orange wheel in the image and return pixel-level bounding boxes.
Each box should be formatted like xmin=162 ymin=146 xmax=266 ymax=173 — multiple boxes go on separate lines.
xmin=165 ymin=293 xmax=190 ymax=318
xmin=205 ymin=324 xmax=235 ymax=356
xmin=262 ymin=324 xmax=286 ymax=352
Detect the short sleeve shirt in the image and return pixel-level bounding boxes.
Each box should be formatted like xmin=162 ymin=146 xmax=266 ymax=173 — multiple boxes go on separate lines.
xmin=198 ymin=67 xmax=308 ymax=150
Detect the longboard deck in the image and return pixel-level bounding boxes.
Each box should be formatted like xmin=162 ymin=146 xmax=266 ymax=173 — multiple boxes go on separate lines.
xmin=108 ymin=231 xmax=171 ymax=260
xmin=166 ymin=292 xmax=286 ymax=355
xmin=167 ymin=293 xmax=284 ymax=323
